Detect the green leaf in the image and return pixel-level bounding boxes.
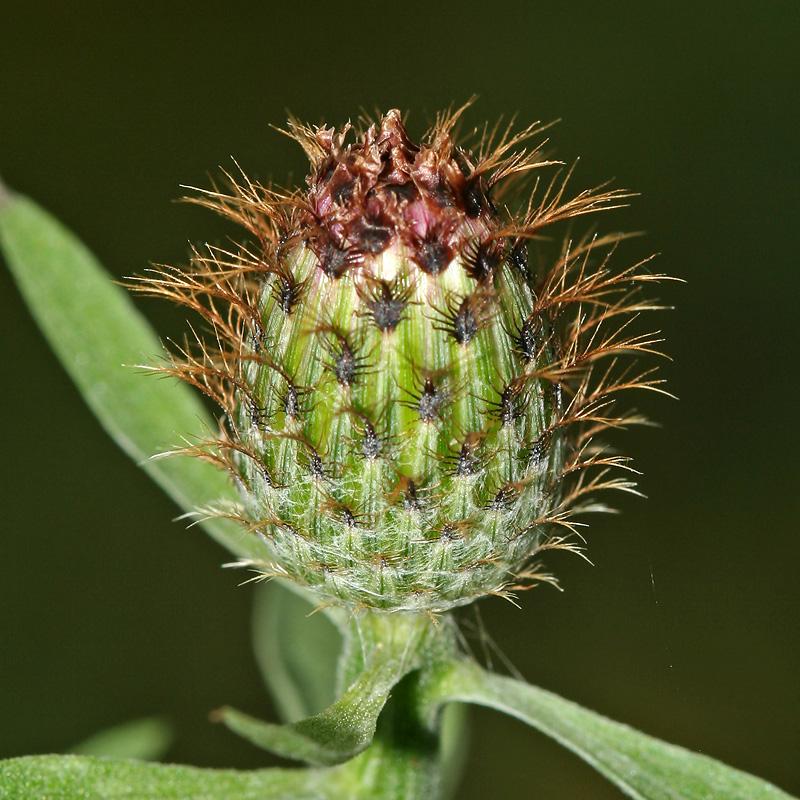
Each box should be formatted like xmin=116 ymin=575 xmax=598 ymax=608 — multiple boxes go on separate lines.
xmin=0 ymin=189 xmax=262 ymax=562
xmin=216 ymin=651 xmax=414 ymax=766
xmin=219 ymin=612 xmax=444 ymax=766
xmin=68 ymin=717 xmax=173 ymax=762
xmin=433 ymin=703 xmax=469 ymax=800
xmin=252 ymin=580 xmax=343 ymax=723
xmin=421 ymin=659 xmax=797 ymax=800
xmin=0 ymin=755 xmax=344 ymax=800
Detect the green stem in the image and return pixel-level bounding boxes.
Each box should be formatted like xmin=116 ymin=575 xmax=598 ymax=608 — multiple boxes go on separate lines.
xmin=335 ymin=610 xmax=450 ymax=692
xmin=329 ymin=611 xmax=467 ymax=800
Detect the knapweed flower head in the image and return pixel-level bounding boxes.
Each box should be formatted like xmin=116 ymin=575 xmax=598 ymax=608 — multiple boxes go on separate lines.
xmin=138 ymin=104 xmax=667 ymax=613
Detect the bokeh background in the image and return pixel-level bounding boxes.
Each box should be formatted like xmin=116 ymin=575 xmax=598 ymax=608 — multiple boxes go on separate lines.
xmin=1 ymin=2 xmax=798 ymax=797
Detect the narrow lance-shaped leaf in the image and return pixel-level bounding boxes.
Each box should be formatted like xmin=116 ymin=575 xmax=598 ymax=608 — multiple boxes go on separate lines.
xmin=419 ymin=659 xmax=798 ymax=800
xmin=251 ymin=580 xmax=342 ymax=723
xmin=217 ymin=634 xmax=418 ymax=766
xmin=219 ymin=612 xmax=450 ymax=767
xmin=0 ymin=188 xmax=261 ymax=562
xmin=0 ymin=755 xmax=345 ymax=800
xmin=68 ymin=717 xmax=173 ymax=762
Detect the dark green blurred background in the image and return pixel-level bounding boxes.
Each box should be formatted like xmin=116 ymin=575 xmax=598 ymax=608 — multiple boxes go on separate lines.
xmin=1 ymin=2 xmax=798 ymax=797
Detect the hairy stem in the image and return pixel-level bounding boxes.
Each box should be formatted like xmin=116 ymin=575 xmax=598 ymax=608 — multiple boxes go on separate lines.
xmin=329 ymin=610 xmax=466 ymax=799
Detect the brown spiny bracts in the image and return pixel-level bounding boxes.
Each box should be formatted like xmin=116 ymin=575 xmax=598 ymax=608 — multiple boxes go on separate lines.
xmin=137 ymin=104 xmax=669 ymax=613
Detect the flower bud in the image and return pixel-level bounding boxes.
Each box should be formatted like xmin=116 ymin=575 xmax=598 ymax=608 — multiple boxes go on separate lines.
xmin=144 ymin=105 xmax=665 ymax=612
